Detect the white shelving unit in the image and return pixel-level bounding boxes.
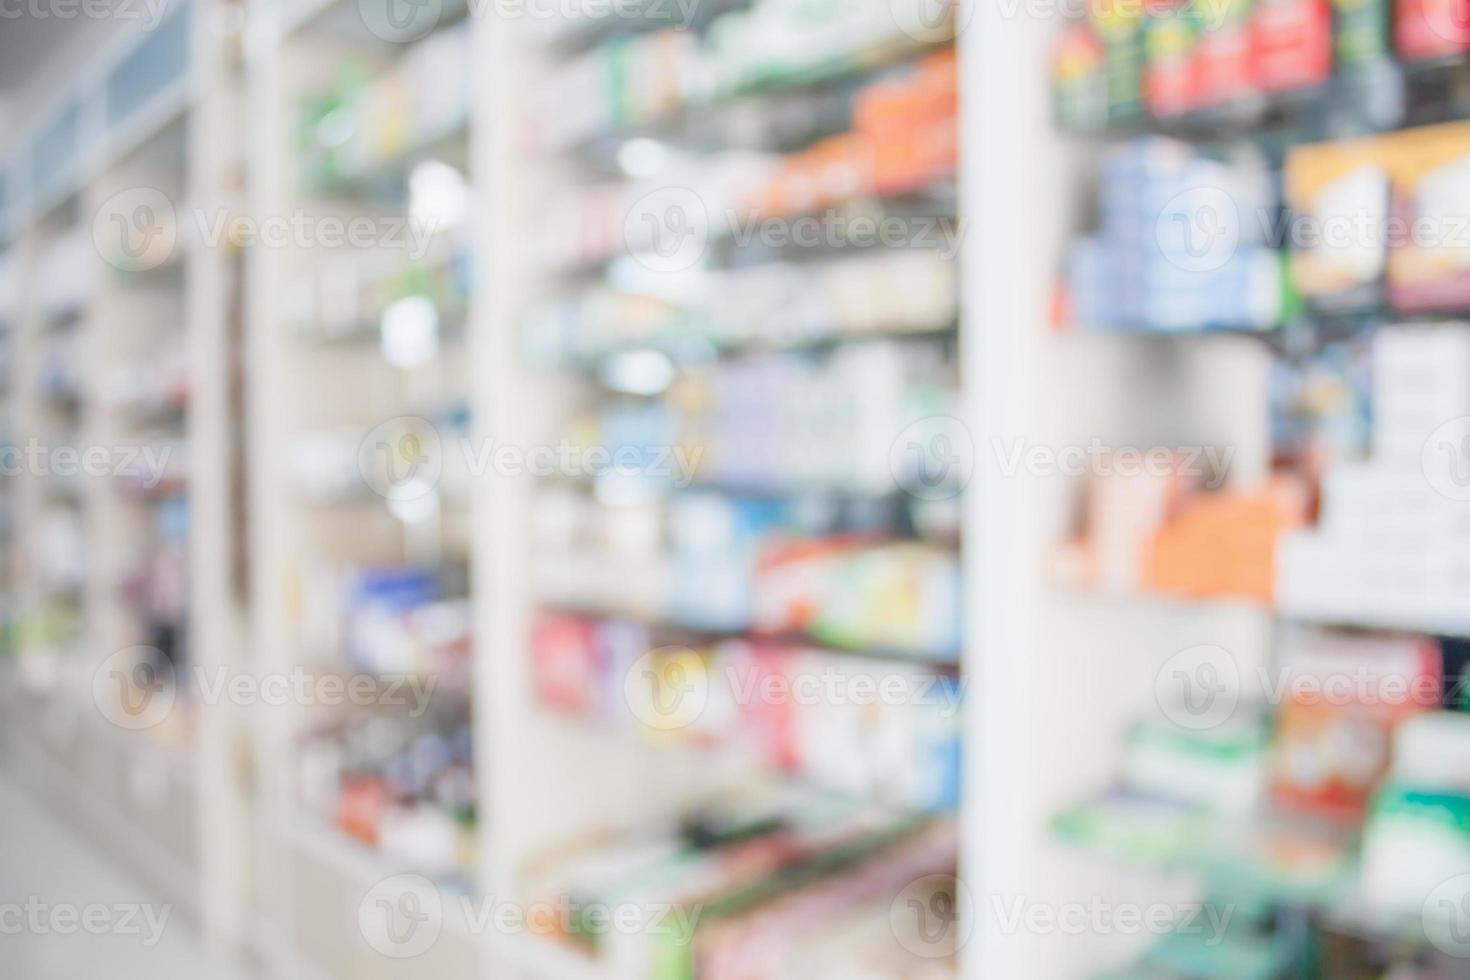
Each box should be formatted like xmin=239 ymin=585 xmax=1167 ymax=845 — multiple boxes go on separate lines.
xmin=244 ymin=1 xmax=482 ymax=975
xmin=12 ymin=3 xmax=1418 ymax=978
xmin=0 ymin=0 xmax=252 ymax=959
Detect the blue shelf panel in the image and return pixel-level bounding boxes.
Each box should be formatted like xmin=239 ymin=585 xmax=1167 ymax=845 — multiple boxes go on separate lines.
xmin=30 ymin=103 xmax=81 ymax=205
xmin=105 ymin=1 xmax=194 ymax=132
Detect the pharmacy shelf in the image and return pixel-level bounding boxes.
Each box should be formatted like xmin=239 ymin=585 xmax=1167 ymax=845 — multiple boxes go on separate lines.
xmin=1042 ymin=11 xmax=1470 ymax=980
xmin=245 ymin=5 xmax=485 ymax=976
xmin=11 ymin=4 xmax=1418 ymax=979
xmin=475 ymin=2 xmax=971 ymax=976
xmin=0 ymin=1 xmax=250 ymax=963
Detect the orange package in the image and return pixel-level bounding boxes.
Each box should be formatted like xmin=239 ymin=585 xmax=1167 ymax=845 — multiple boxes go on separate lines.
xmin=1142 ymin=475 xmax=1310 ymax=603
xmin=853 ymin=49 xmax=958 ymax=141
xmin=1269 ymin=629 xmax=1441 ymax=822
xmin=750 ymin=134 xmax=876 ymax=216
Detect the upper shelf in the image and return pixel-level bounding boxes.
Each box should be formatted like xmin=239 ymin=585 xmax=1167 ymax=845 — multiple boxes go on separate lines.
xmin=2 ymin=0 xmax=198 ymax=231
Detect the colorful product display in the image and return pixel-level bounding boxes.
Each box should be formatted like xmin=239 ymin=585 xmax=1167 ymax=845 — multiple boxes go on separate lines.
xmin=531 ymin=614 xmax=962 ymax=812
xmin=536 ymin=51 xmax=957 ymax=270
xmin=1362 ymin=711 xmax=1470 ymax=929
xmin=1056 ymin=459 xmax=1308 ymax=603
xmin=526 ymin=248 xmax=958 ymax=364
xmin=1059 ymin=625 xmax=1464 ymax=950
xmin=1051 ymin=0 xmax=1463 ymax=131
xmin=533 ymin=490 xmax=962 ymax=658
xmin=299 ymin=697 xmax=476 ymax=885
xmin=1269 ymin=627 xmax=1440 ymax=821
xmin=533 ymin=0 xmax=953 ymax=150
xmin=298 ymin=23 xmax=471 ymax=190
xmin=300 ymin=561 xmax=472 ymax=684
xmin=1066 ymin=137 xmax=1286 ymax=332
xmin=522 ymin=789 xmax=958 ymax=979
xmin=1285 ymin=121 xmax=1470 ymax=314
xmin=1396 ymin=0 xmax=1470 ymax=61
xmin=1277 ymin=324 xmax=1470 ymax=629
xmin=555 ymin=338 xmax=958 ymax=498
xmin=287 ymin=241 xmax=471 ymax=343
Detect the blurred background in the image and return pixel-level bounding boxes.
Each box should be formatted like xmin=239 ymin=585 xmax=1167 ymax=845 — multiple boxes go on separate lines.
xmin=0 ymin=0 xmax=1468 ymax=977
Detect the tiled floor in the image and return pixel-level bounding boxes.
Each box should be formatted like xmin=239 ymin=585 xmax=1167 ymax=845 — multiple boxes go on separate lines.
xmin=0 ymin=773 xmax=251 ymax=980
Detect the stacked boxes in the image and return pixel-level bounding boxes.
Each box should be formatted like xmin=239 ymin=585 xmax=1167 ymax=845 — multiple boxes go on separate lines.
xmin=1068 ymin=138 xmax=1284 ymax=332
xmin=1286 ymin=121 xmax=1470 ymax=315
xmin=1276 ymin=324 xmax=1470 ymax=629
xmin=530 ymin=614 xmax=964 ymax=812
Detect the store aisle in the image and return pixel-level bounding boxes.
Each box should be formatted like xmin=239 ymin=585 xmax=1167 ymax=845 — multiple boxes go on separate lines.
xmin=0 ymin=774 xmax=251 ymax=980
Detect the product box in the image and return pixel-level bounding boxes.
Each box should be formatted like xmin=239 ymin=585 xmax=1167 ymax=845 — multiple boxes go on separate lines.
xmin=1284 ymin=136 xmax=1391 ymax=312
xmin=1122 ymin=713 xmax=1270 ymax=813
xmin=1089 ymin=0 xmax=1153 ymax=123
xmin=1250 ymin=0 xmax=1333 ymax=92
xmin=1052 ymin=786 xmax=1214 ymax=866
xmin=1361 ymin=783 xmax=1470 ymax=924
xmin=1396 ymin=0 xmax=1470 ymax=61
xmin=1053 ymin=20 xmax=1109 ymax=131
xmin=1142 ymin=476 xmax=1309 ymax=602
xmin=1382 ymin=123 xmax=1470 ymax=312
xmin=1144 ymin=2 xmax=1203 ymax=117
xmin=1371 ymin=323 xmax=1470 ymax=466
xmin=1195 ymin=0 xmax=1260 ymax=108
xmin=1276 ymin=323 xmax=1470 ymax=630
xmin=532 ymin=614 xmax=603 ymax=714
xmin=1268 ymin=628 xmax=1441 ymax=821
xmin=1391 ymin=710 xmax=1470 ymax=788
xmin=1072 ymin=137 xmax=1284 ymax=332
xmin=1332 ymin=0 xmax=1393 ymax=65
